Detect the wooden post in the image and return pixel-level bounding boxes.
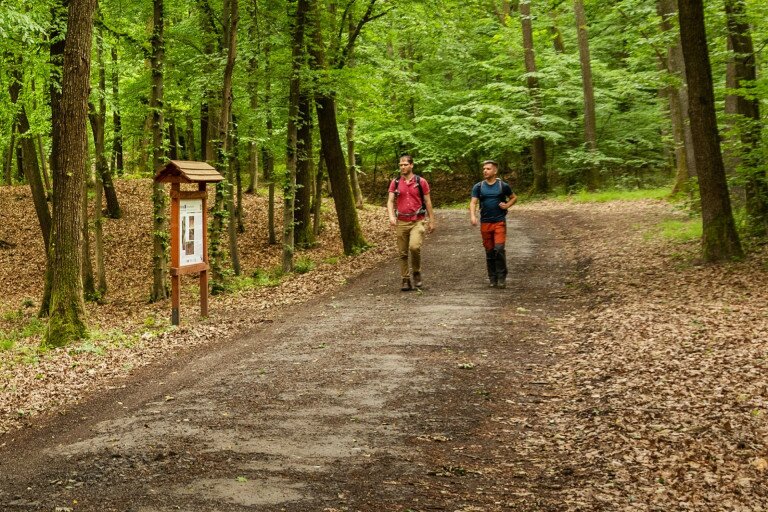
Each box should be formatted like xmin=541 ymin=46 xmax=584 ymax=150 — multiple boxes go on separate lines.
xmin=199 ymin=182 xmax=209 ymax=317
xmin=170 ymin=182 xmax=181 ymax=325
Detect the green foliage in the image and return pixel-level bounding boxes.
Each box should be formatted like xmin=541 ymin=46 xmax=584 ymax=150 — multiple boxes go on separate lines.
xmin=647 ymin=218 xmax=703 ymax=243
xmin=556 ymin=187 xmax=671 ymax=203
xmin=69 ymin=341 xmax=106 ymax=356
xmin=247 ymin=267 xmax=285 ymax=288
xmin=293 ymin=256 xmax=315 ymax=274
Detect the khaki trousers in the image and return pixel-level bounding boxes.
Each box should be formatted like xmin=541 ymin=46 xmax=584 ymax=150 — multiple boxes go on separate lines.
xmin=396 ymin=220 xmax=426 ymax=279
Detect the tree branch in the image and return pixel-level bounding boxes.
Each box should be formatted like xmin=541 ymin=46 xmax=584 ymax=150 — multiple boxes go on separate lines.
xmin=335 ymin=0 xmax=392 ymax=69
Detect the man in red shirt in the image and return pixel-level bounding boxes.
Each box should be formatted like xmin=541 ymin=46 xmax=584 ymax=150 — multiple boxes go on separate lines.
xmin=387 ymin=155 xmax=435 ymax=291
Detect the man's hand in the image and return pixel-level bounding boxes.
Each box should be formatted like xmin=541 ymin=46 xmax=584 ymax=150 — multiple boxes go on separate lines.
xmin=470 ymin=217 xmax=478 ymax=226
xmin=389 ymin=217 xmax=397 ymax=228
xmin=427 ymin=220 xmax=435 ymax=233
xmin=499 ymin=201 xmax=509 ymax=210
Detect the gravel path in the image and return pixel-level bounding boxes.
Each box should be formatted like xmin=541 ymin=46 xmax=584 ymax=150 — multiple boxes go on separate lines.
xmin=0 ymin=208 xmax=581 ymax=511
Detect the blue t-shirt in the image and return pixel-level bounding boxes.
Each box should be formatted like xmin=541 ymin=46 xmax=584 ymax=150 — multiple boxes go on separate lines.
xmin=471 ymin=180 xmax=514 ymax=223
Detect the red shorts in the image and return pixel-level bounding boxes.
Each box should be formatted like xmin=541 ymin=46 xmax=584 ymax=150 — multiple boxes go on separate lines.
xmin=480 ymin=221 xmax=506 ymax=251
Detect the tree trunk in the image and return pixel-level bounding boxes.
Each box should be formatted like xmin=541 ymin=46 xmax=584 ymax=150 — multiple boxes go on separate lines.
xmin=574 ymin=0 xmax=599 ymax=190
xmin=284 ymin=0 xmax=309 ymax=272
xmin=150 ymin=0 xmax=169 ymax=302
xmin=313 ymin=146 xmax=324 ymax=236
xmin=309 ymin=0 xmax=367 ymax=255
xmin=677 ymin=0 xmax=743 ymax=261
xmin=3 ymin=125 xmax=15 ymax=185
xmin=246 ymin=0 xmax=260 ymax=195
xmin=185 ymin=111 xmax=196 ymax=160
xmin=9 ymin=65 xmax=52 ymax=252
xmin=346 ymin=116 xmax=364 ymax=207
xmin=41 ymin=0 xmax=68 ymax=318
xmin=657 ymin=0 xmax=690 ymax=195
xmin=295 ymin=92 xmax=315 ymax=248
xmin=81 ymin=181 xmax=96 ymax=300
xmin=89 ymin=24 xmax=109 ymax=298
xmin=724 ymin=0 xmax=767 ymax=235
xmin=94 ymin=165 xmax=107 ymax=297
xmin=91 ymin=24 xmax=121 ymax=219
xmin=168 ymin=117 xmax=179 ymax=160
xmin=109 ymin=46 xmax=124 ymax=176
xmin=228 ymin=116 xmax=242 ymax=274
xmin=548 ymin=10 xmax=566 ymax=53
xmin=37 ymin=134 xmax=51 ymax=198
xmin=210 ymin=0 xmax=240 ymax=290
xmin=262 ymin=42 xmax=277 ymax=245
xmin=231 ymin=116 xmax=245 ymax=233
xmin=46 ymin=0 xmax=97 ymax=347
xmin=520 ymin=0 xmax=548 ymax=194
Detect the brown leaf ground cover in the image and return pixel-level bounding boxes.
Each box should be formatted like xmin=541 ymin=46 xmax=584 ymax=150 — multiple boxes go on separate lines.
xmin=0 ymin=179 xmax=393 ymax=434
xmin=531 ymin=200 xmax=768 ymax=510
xmin=1 ymin=183 xmax=766 ymax=510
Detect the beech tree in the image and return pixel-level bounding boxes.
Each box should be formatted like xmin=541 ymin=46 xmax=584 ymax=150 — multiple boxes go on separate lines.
xmin=574 ymin=0 xmax=599 ymax=190
xmin=677 ymin=0 xmax=743 ymax=261
xmin=724 ymin=0 xmax=767 ymax=235
xmin=309 ymin=0 xmax=383 ymax=255
xmin=150 ymin=0 xmax=169 ymax=302
xmin=520 ymin=0 xmax=548 ymax=194
xmin=283 ymin=0 xmax=309 ymax=271
xmin=46 ymin=0 xmax=98 ymax=347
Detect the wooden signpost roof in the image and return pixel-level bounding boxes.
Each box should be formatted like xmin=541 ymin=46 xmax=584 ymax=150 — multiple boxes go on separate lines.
xmin=154 ymin=160 xmax=224 ymax=184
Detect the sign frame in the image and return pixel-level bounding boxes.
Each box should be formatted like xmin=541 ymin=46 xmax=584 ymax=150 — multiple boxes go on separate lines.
xmin=169 ymin=184 xmax=210 ymax=325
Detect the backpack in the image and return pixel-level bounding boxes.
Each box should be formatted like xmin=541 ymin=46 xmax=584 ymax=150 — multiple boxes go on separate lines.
xmin=478 ymin=179 xmax=509 ymax=203
xmin=393 ymin=174 xmax=426 ymax=216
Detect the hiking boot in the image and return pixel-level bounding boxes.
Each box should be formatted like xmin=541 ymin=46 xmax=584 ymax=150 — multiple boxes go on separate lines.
xmin=412 ymin=272 xmax=423 ymax=288
xmin=489 ymin=280 xmax=497 ymax=288
xmin=497 ymin=280 xmax=506 ymax=289
xmin=401 ymin=278 xmax=412 ymax=291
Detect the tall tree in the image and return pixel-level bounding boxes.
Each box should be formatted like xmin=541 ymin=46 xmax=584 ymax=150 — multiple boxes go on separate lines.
xmin=295 ymin=91 xmax=316 ymax=248
xmin=9 ymin=63 xmax=51 ymax=252
xmin=222 ymin=0 xmax=240 ymax=277
xmin=45 ymin=0 xmax=97 ymax=346
xmin=89 ymin=21 xmax=110 ymax=297
xmin=520 ymin=0 xmax=548 ymax=193
xmin=262 ymin=40 xmax=277 ymax=245
xmin=93 ymin=17 xmax=121 ymax=218
xmin=245 ymin=0 xmax=260 ymax=195
xmin=284 ymin=0 xmax=309 ymax=272
xmin=149 ymin=0 xmax=169 ymax=302
xmin=724 ymin=0 xmax=767 ymax=235
xmin=209 ymin=0 xmax=240 ymax=290
xmin=308 ymin=0 xmax=382 ymax=254
xmin=657 ymin=0 xmax=696 ymax=194
xmin=574 ymin=0 xmax=599 ymax=190
xmin=677 ymin=0 xmax=743 ymax=261
xmin=346 ymin=16 xmax=364 ymax=209
xmin=110 ymin=45 xmax=124 ymax=175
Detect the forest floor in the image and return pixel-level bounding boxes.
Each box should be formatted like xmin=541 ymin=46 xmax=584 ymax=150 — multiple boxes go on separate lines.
xmin=0 ymin=181 xmax=767 ymax=510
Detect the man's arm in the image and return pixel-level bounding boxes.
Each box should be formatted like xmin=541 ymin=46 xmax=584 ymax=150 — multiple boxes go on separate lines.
xmin=501 ymin=192 xmax=517 ymax=210
xmin=387 ymin=192 xmax=397 ymax=226
xmin=424 ymin=194 xmax=435 ymax=232
xmin=470 ymin=197 xmax=479 ymax=226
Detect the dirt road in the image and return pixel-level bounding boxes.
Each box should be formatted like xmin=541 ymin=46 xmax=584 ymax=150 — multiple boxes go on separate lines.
xmin=0 ymin=209 xmax=582 ymax=511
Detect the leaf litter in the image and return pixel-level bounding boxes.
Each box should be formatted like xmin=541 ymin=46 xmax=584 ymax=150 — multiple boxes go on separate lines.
xmin=1 ymin=184 xmax=767 ymax=510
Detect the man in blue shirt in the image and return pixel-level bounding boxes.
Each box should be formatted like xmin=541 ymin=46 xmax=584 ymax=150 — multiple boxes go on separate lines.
xmin=469 ymin=160 xmax=517 ymax=288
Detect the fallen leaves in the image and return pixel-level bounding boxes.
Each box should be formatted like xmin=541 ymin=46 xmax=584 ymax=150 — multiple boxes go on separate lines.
xmin=530 ymin=199 xmax=768 ymax=509
xmin=0 ymin=179 xmax=394 ymax=435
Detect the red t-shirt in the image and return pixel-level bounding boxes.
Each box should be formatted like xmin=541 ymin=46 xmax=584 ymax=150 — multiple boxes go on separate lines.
xmin=389 ymin=175 xmax=430 ymax=221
